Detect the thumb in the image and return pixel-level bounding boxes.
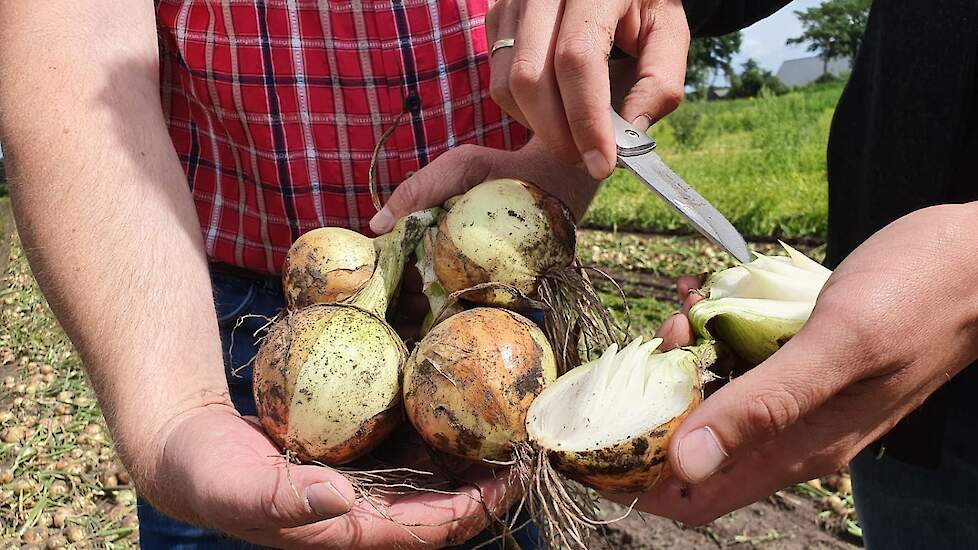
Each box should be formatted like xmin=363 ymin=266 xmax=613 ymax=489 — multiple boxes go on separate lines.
xmin=226 ymin=460 xmax=357 ymax=529
xmin=667 ymin=318 xmax=858 ymax=484
xmin=369 ymin=144 xmax=495 ymax=234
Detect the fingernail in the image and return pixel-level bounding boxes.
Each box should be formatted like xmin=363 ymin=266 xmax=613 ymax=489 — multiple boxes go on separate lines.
xmin=582 ymin=149 xmax=611 ymax=180
xmin=305 ymin=481 xmax=351 ymax=518
xmin=676 ymin=426 xmax=728 ymax=483
xmin=369 ymin=207 xmax=395 ymax=234
xmin=631 ymin=114 xmax=653 ymax=133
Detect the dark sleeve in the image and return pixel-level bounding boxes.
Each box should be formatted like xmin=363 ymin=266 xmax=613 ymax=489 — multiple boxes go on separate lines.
xmin=683 ymin=0 xmax=793 ymax=37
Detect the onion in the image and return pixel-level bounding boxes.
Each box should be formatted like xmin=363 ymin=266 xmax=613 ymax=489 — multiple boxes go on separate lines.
xmin=256 ymin=210 xmax=439 ymax=464
xmin=283 ymin=227 xmax=375 ymax=309
xmin=253 ymin=304 xmax=406 ymax=465
xmin=282 ymin=209 xmax=439 ymax=314
xmin=525 ymin=337 xmax=712 ymax=492
xmin=689 ymin=242 xmax=831 ymax=364
xmin=402 ymin=307 xmax=557 ymax=461
xmin=434 ymin=179 xmax=575 ymax=306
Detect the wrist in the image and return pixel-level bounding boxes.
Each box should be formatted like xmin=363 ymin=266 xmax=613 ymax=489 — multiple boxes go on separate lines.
xmin=129 ymin=401 xmax=239 ymax=520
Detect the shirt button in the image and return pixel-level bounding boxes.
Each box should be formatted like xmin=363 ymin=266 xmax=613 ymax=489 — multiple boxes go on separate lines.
xmin=403 ymin=93 xmax=421 ymax=114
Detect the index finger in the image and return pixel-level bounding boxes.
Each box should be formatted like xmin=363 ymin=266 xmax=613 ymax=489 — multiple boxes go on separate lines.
xmin=553 ymin=0 xmax=624 ymax=180
xmin=619 ymin=0 xmax=690 ymax=127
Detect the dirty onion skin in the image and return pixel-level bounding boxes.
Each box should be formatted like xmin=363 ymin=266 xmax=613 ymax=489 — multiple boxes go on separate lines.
xmin=545 ymin=369 xmax=706 ymax=492
xmin=282 ymin=227 xmax=376 ymax=310
xmin=254 ymin=304 xmax=407 ymax=465
xmin=548 ymin=406 xmax=698 ymax=494
xmin=402 ymin=308 xmax=558 ymax=461
xmin=434 ymin=179 xmax=576 ymax=307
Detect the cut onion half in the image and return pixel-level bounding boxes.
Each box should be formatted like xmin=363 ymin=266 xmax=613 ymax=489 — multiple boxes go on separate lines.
xmin=526 ymin=337 xmax=714 ymax=492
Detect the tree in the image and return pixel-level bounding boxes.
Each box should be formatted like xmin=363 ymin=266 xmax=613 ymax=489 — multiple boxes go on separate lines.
xmin=787 ymin=0 xmax=871 ymax=74
xmin=727 ymin=59 xmax=788 ymax=99
xmin=686 ymin=33 xmax=742 ymax=100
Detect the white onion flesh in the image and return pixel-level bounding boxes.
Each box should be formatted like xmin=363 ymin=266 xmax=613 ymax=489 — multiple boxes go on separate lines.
xmin=526 ymin=337 xmax=698 ymax=453
xmin=690 ymin=242 xmax=831 ymax=364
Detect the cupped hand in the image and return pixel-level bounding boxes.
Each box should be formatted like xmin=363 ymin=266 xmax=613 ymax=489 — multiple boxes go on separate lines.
xmin=485 ymin=0 xmax=690 ymax=179
xmin=621 ymin=204 xmax=978 ymax=525
xmin=148 ymin=405 xmax=513 ymax=549
xmin=369 ymin=138 xmax=599 ymax=234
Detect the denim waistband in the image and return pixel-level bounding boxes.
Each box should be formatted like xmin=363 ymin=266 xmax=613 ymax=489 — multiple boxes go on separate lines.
xmin=209 ymin=262 xmax=281 ymax=292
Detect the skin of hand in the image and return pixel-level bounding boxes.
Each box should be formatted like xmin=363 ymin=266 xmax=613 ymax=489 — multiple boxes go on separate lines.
xmin=369 ymin=137 xmax=601 ymax=234
xmin=0 ymin=3 xmax=511 ymax=548
xmin=485 ymin=0 xmax=690 ymax=180
xmin=624 ymin=203 xmax=978 ymax=525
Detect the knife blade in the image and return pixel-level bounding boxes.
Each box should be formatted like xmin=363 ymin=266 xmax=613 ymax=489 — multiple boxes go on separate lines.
xmin=610 ymin=110 xmax=751 ymax=264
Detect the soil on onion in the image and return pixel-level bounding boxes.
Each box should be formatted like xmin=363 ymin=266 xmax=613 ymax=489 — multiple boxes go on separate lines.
xmin=0 ymin=221 xmax=860 ymax=549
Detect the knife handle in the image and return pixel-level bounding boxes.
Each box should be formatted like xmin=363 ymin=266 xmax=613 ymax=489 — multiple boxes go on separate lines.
xmin=610 ymin=109 xmax=656 ymax=158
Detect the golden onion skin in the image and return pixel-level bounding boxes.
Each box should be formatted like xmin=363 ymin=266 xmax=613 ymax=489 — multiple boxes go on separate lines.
xmin=253 ymin=305 xmax=405 ymax=465
xmin=283 ymin=227 xmax=376 ymax=309
xmin=546 ymin=393 xmax=701 ymax=493
xmin=433 ymin=179 xmax=575 ymax=306
xmin=403 ymin=308 xmax=557 ymax=461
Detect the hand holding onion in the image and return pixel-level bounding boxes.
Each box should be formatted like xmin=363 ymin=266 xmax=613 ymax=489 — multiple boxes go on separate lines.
xmin=153 ymin=405 xmax=511 ymax=549
xmin=369 ymin=138 xmax=600 ymax=235
xmin=252 ymin=164 xmax=978 ymax=547
xmin=627 ymin=204 xmax=978 ymax=526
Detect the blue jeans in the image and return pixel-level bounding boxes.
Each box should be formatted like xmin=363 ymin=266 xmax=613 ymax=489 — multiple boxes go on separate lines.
xmin=138 ymin=269 xmax=539 ymax=549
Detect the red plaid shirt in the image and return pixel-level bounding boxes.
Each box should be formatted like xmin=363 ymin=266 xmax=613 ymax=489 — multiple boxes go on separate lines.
xmin=156 ymin=0 xmax=530 ymax=274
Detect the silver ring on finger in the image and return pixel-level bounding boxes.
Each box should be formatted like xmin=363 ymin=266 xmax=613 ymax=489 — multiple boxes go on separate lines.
xmin=491 ymin=38 xmax=516 ymax=57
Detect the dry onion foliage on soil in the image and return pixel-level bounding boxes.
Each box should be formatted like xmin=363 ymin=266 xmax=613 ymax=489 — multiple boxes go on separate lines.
xmin=0 ymin=239 xmax=137 ymax=549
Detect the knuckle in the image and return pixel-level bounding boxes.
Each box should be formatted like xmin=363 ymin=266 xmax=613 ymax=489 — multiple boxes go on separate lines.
xmin=260 ymin=485 xmax=299 ymax=526
xmin=744 ymin=389 xmax=803 ymax=440
xmin=565 ymin=112 xmax=601 ymax=140
xmin=390 ymin=176 xmax=421 ymax=212
xmin=489 ymin=76 xmax=515 ymax=110
xmin=660 ymin=83 xmax=685 ymax=113
xmin=508 ymin=56 xmax=543 ymax=91
xmin=554 ymin=34 xmax=598 ymax=75
xmin=450 ymin=143 xmax=481 ymax=164
xmin=549 ymin=138 xmax=582 ymax=163
xmin=451 ymin=144 xmax=491 ymax=183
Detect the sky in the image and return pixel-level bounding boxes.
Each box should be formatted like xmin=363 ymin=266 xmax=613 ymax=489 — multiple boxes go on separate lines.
xmin=733 ymin=0 xmax=826 ymax=73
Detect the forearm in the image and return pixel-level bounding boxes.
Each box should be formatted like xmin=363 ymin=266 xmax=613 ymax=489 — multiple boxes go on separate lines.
xmin=0 ymin=3 xmax=230 ymax=502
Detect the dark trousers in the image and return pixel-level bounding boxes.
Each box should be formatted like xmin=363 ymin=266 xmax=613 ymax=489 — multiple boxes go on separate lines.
xmin=850 ymin=367 xmax=978 ymax=550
